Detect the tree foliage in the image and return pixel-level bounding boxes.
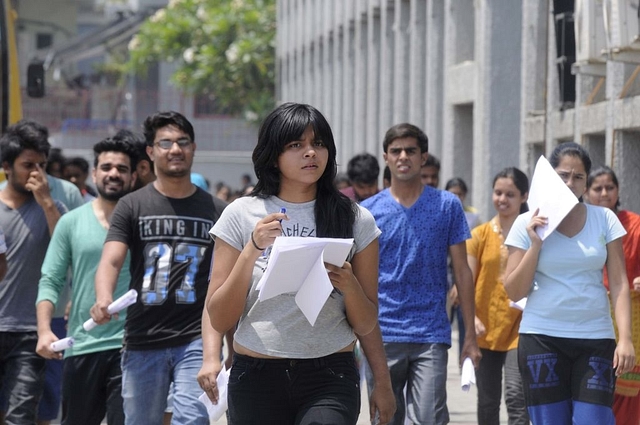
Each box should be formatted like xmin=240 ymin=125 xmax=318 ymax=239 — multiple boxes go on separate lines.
xmin=128 ymin=0 xmax=276 ymax=122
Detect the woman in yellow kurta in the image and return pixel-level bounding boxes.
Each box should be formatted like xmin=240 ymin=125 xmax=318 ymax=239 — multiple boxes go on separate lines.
xmin=467 ymin=167 xmax=530 ymax=425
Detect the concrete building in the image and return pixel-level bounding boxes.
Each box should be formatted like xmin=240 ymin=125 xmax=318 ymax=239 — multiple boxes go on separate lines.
xmin=14 ymin=0 xmax=256 ymax=193
xmin=276 ymin=0 xmax=640 ymax=219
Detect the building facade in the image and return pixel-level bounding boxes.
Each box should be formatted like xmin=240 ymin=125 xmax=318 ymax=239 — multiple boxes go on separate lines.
xmin=13 ymin=0 xmax=256 ymax=193
xmin=277 ymin=0 xmax=640 ymax=218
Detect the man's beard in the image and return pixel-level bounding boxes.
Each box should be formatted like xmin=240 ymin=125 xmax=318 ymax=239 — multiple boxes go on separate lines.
xmin=97 ymin=179 xmax=130 ymax=201
xmin=11 ymin=180 xmax=34 ymax=197
xmin=161 ymin=156 xmax=191 ymax=178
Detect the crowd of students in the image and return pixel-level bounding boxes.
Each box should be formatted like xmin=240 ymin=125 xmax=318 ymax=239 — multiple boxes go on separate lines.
xmin=337 ymin=121 xmax=638 ymax=425
xmin=0 ymin=101 xmax=637 ymax=425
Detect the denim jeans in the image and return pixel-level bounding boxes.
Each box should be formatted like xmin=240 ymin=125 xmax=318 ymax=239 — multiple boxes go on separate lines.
xmin=121 ymin=338 xmax=208 ymax=425
xmin=228 ymin=352 xmax=361 ymax=425
xmin=476 ymin=348 xmax=529 ymax=425
xmin=0 ymin=331 xmax=46 ymax=425
xmin=367 ymin=342 xmax=449 ymax=425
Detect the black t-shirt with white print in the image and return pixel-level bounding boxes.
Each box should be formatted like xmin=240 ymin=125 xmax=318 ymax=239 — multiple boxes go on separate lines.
xmin=107 ymin=183 xmax=226 ymax=350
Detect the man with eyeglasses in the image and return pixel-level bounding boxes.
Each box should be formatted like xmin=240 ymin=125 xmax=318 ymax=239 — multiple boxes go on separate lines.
xmin=361 ymin=123 xmax=481 ymax=425
xmin=90 ymin=111 xmax=228 ymax=425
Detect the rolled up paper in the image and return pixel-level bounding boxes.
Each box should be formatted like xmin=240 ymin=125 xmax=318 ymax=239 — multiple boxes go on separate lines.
xmin=460 ymin=357 xmax=476 ymax=392
xmin=83 ymin=289 xmax=138 ymax=331
xmin=50 ymin=336 xmax=74 ymax=352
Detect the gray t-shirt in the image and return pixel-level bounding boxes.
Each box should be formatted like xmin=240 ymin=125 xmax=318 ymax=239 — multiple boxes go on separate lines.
xmin=0 ymin=197 xmax=66 ymax=331
xmin=210 ymin=196 xmax=380 ymax=358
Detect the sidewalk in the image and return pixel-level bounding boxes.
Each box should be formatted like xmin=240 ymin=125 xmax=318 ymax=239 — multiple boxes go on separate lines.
xmin=444 ymin=329 xmax=509 ymax=425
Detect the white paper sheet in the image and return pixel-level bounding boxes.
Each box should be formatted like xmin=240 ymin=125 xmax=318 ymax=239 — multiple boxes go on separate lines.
xmin=460 ymin=357 xmax=476 ymax=392
xmin=527 ymin=156 xmax=579 ymax=240
xmin=198 ymin=366 xmax=230 ymax=422
xmin=509 ymin=297 xmax=527 ymax=311
xmin=256 ymin=236 xmax=354 ymax=325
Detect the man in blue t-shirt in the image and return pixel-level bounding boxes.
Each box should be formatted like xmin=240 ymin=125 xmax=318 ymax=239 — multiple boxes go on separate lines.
xmin=361 ymin=123 xmax=481 ymax=425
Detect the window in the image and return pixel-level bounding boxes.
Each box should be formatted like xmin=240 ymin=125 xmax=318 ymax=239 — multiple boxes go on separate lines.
xmin=554 ymin=0 xmax=576 ymax=109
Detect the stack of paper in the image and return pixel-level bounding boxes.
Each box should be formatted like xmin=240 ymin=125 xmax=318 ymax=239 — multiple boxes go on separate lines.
xmin=256 ymin=236 xmax=354 ymax=325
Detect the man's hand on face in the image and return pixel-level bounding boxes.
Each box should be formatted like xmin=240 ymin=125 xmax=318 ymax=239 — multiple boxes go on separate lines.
xmin=26 ymin=164 xmax=52 ymax=205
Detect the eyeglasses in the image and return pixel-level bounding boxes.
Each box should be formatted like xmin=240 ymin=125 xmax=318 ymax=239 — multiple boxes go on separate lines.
xmin=154 ymin=138 xmax=192 ymax=150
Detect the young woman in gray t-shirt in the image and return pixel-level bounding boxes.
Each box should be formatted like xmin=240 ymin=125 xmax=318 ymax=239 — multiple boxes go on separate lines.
xmin=207 ymin=102 xmax=381 ymax=425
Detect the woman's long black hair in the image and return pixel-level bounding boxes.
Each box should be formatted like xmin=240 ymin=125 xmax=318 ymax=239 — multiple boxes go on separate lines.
xmin=250 ymin=103 xmax=357 ymax=238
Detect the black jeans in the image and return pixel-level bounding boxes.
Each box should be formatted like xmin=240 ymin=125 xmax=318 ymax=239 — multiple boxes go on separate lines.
xmin=228 ymin=352 xmax=361 ymax=425
xmin=61 ymin=348 xmax=124 ymax=425
xmin=0 ymin=331 xmax=46 ymax=425
xmin=476 ymin=348 xmax=529 ymax=425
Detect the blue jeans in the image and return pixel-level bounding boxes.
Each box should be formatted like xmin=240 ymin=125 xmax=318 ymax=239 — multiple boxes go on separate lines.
xmin=367 ymin=342 xmax=449 ymax=425
xmin=228 ymin=352 xmax=361 ymax=425
xmin=0 ymin=331 xmax=46 ymax=425
xmin=121 ymin=338 xmax=208 ymax=425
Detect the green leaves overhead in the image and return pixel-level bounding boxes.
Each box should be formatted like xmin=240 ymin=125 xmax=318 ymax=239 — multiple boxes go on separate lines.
xmin=128 ymin=0 xmax=275 ymax=122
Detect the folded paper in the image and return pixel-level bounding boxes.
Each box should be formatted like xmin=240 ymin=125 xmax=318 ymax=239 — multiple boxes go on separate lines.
xmin=198 ymin=366 xmax=230 ymax=422
xmin=461 ymin=357 xmax=476 ymax=392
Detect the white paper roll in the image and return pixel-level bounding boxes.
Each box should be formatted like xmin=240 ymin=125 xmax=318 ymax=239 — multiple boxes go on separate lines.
xmin=83 ymin=289 xmax=138 ymax=331
xmin=50 ymin=337 xmax=74 ymax=352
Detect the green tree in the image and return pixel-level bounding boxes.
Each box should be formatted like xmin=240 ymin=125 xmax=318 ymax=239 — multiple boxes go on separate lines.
xmin=128 ymin=0 xmax=275 ymax=122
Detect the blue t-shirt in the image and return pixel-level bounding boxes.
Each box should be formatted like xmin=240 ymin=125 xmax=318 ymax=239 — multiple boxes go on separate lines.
xmin=505 ymin=204 xmax=626 ymax=339
xmin=362 ymin=187 xmax=470 ymax=345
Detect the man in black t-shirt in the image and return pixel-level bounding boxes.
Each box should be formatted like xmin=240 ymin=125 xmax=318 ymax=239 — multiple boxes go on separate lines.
xmin=91 ymin=111 xmax=226 ymax=425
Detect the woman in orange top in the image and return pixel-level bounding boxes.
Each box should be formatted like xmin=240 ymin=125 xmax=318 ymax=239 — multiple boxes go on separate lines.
xmin=587 ymin=165 xmax=640 ymax=425
xmin=467 ymin=167 xmax=530 ymax=425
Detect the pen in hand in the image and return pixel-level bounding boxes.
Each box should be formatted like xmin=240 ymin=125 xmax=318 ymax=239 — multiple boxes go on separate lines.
xmin=262 ymin=207 xmax=287 ymax=258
